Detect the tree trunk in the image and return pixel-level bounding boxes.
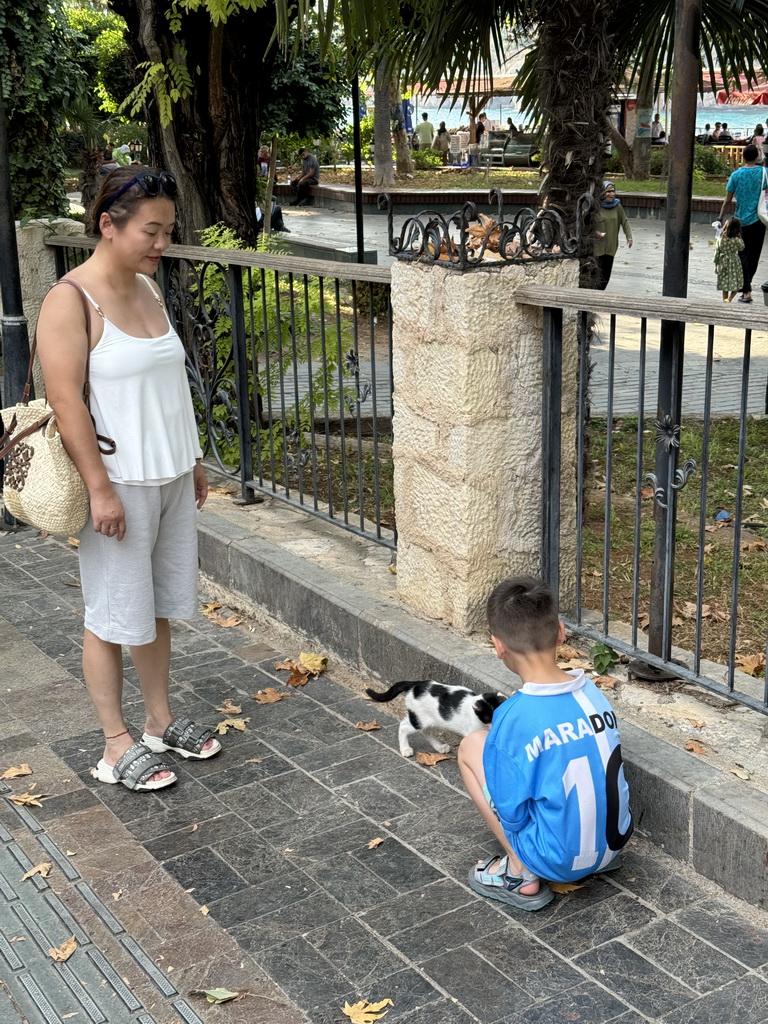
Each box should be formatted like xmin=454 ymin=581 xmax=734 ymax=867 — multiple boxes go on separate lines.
xmin=537 ymin=0 xmax=614 ymax=234
xmin=263 ymin=137 xmax=277 ymax=238
xmin=373 ymin=60 xmax=395 ymax=188
xmin=110 ymin=0 xmax=271 ymax=244
xmin=389 ymin=76 xmax=413 ymax=176
xmin=79 ymin=146 xmax=102 ymax=221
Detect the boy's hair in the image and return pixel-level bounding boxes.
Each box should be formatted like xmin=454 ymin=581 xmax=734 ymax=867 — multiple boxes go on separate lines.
xmin=725 ymin=216 xmax=742 ymax=238
xmin=744 ymin=144 xmax=759 ymax=162
xmin=487 ymin=576 xmax=560 ymax=653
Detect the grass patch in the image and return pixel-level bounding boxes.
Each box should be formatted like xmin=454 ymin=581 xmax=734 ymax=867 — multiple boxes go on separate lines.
xmin=585 ymin=417 xmax=768 ymax=668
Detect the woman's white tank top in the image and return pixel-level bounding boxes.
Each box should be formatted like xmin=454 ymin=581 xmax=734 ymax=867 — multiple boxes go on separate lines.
xmin=80 ymin=276 xmax=203 ymax=485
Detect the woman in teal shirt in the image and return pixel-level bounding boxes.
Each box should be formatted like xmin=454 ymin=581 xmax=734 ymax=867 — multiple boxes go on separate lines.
xmin=717 ymin=145 xmax=766 ymax=303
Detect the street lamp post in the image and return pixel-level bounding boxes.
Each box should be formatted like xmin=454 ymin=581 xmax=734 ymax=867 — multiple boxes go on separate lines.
xmin=0 ymin=87 xmax=32 ymax=528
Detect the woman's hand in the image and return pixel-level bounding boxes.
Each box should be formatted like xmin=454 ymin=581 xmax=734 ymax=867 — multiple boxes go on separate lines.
xmin=627 ymin=239 xmax=633 ymax=248
xmin=90 ymin=488 xmax=126 ymax=540
xmin=193 ymin=462 xmax=208 ymax=509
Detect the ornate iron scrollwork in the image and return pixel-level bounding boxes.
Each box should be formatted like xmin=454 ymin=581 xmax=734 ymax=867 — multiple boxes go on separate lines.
xmin=379 ymin=189 xmax=589 ymax=271
xmin=645 ymin=415 xmax=697 ymax=509
xmin=343 ymin=348 xmax=372 ymax=414
xmin=655 ymin=415 xmax=681 ymax=451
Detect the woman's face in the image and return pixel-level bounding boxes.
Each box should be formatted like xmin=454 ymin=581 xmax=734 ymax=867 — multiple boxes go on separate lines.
xmin=603 ymin=186 xmax=616 ymax=201
xmin=102 ymin=197 xmax=176 ymax=273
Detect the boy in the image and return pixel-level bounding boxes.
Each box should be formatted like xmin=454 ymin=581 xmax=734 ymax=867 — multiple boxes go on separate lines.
xmin=458 ymin=576 xmax=633 ymax=911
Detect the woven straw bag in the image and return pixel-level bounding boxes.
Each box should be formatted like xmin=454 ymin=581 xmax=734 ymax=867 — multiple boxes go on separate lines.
xmin=0 ymin=280 xmax=115 ymax=536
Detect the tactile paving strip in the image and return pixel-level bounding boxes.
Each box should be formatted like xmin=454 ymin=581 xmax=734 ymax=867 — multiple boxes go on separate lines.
xmin=74 ymin=881 xmax=125 ymax=935
xmin=37 ymin=834 xmax=82 ymax=881
xmin=0 ymin=931 xmax=25 ymax=972
xmin=120 ymin=936 xmax=178 ymax=996
xmin=172 ymin=999 xmax=207 ymax=1024
xmin=86 ymin=948 xmax=143 ymax=1012
xmin=17 ymin=973 xmax=62 ymax=1024
xmin=56 ymin=962 xmax=108 ymax=1024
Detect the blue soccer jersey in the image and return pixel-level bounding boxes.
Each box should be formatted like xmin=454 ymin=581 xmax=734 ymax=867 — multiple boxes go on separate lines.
xmin=483 ymin=671 xmax=633 ymax=882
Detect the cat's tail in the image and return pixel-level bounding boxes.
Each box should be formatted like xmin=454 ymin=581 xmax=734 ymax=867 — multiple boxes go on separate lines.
xmin=365 ymin=680 xmax=422 ymax=703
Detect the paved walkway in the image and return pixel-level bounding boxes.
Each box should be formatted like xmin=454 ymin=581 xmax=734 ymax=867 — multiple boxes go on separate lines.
xmin=3 ymin=529 xmax=768 ymax=1024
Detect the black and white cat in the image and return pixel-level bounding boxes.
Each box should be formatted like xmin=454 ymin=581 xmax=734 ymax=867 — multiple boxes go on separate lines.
xmin=365 ymin=680 xmax=507 ymax=758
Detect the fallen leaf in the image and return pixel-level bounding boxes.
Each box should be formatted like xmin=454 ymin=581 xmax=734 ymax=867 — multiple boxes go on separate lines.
xmin=356 ymin=720 xmax=382 ymax=731
xmin=685 ymin=718 xmax=705 ymax=729
xmin=593 ymin=675 xmax=618 ymax=689
xmin=274 ymin=658 xmax=295 ymax=671
xmin=184 ymin=888 xmax=196 ymax=893
xmin=684 ymin=740 xmax=707 ymax=755
xmin=48 ymin=937 xmax=77 ymax=962
xmin=735 ymin=652 xmax=766 ymax=677
xmin=416 ymin=752 xmax=453 ymax=766
xmin=209 ymin=613 xmax=242 ymax=628
xmin=244 ymin=757 xmax=263 ymax=763
xmin=21 ymin=862 xmax=52 ymax=881
xmin=382 ymin=821 xmax=392 ymax=827
xmin=729 ymin=765 xmax=751 ymax=780
xmin=200 ymin=905 xmax=209 ymax=915
xmin=342 ymin=999 xmax=394 ymax=1024
xmin=188 ymin=823 xmax=199 ymax=833
xmin=557 ymin=644 xmax=590 ymax=661
xmin=637 ymin=612 xmax=650 ymax=630
xmin=9 ymin=937 xmax=26 ymax=942
xmin=557 ymin=657 xmax=593 ymax=670
xmin=671 ymin=615 xmax=684 ymax=627
xmin=367 ymin=837 xmax=385 ymax=849
xmin=251 ymin=687 xmax=288 ymax=704
xmin=703 ymin=543 xmax=714 ymax=554
xmin=742 ymin=539 xmax=768 ymax=553
xmin=388 ymin=564 xmax=397 ymax=575
xmin=299 ymin=652 xmax=328 ymax=676
xmin=67 ymin=537 xmax=80 ymax=548
xmin=548 ymin=881 xmax=584 ymax=893
xmin=215 ymin=717 xmax=250 ymax=734
xmin=640 ymin=485 xmax=654 ymax=500
xmin=63 ymin=580 xmax=81 ymax=588
xmin=1 ymin=764 xmax=32 ymax=779
xmin=8 ymin=790 xmax=47 ymax=807
xmin=62 ymin=1014 xmax=80 ymax=1020
xmin=286 ymin=666 xmax=311 ymax=687
xmin=112 ymin=890 xmax=123 ymax=901
xmin=215 ymin=699 xmax=242 ymax=715
xmin=202 ymin=602 xmax=222 ymax=615
xmin=189 ymin=988 xmax=241 ymax=1005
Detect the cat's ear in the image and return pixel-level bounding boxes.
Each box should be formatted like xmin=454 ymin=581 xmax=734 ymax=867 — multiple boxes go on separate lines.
xmin=474 ymin=698 xmax=496 ymax=724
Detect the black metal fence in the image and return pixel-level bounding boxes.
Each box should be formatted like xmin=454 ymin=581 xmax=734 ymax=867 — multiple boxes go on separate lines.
xmin=48 ymin=237 xmax=395 ymax=548
xmin=525 ymin=283 xmax=768 ymax=715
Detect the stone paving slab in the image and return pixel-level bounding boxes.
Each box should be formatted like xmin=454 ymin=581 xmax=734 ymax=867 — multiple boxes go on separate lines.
xmin=3 ymin=530 xmax=768 ymax=1023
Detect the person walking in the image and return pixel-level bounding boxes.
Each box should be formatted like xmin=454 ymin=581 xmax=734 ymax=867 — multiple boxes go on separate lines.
xmin=592 ymin=181 xmax=633 ymax=290
xmin=34 ymin=166 xmax=220 ymax=792
xmin=414 ymin=112 xmax=434 ymax=151
xmin=750 ymin=124 xmax=766 ymax=164
xmin=432 ymin=121 xmax=450 ymax=163
xmin=714 ymin=217 xmax=744 ymax=302
xmin=717 ymin=144 xmax=766 ymax=303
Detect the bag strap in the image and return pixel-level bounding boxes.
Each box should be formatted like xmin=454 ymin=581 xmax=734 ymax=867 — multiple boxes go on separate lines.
xmin=4 ymin=278 xmax=116 ymax=457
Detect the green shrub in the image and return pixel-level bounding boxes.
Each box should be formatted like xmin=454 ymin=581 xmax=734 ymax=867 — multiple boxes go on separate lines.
xmin=412 ymin=148 xmax=444 ymax=170
xmin=693 ymin=144 xmax=730 ymax=176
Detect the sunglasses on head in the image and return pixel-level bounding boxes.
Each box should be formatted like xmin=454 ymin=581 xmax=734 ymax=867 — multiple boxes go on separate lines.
xmin=100 ymin=171 xmax=178 ymax=215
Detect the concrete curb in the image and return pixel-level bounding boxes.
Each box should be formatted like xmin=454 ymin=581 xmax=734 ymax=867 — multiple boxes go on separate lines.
xmin=198 ymin=508 xmax=768 ymax=909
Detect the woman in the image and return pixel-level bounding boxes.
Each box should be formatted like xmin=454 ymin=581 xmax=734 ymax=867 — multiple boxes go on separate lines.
xmin=36 ymin=167 xmax=220 ymax=791
xmin=432 ymin=121 xmax=450 ymax=163
xmin=749 ymin=124 xmax=766 ymax=164
xmin=717 ymin=144 xmax=766 ymax=302
xmin=593 ymin=181 xmax=633 ymax=290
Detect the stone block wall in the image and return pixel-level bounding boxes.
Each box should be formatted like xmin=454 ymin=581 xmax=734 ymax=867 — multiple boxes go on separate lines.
xmin=391 ymin=258 xmax=579 ymax=634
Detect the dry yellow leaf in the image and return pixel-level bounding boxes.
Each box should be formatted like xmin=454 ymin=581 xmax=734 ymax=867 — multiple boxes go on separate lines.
xmin=593 ymin=676 xmax=618 ymax=690
xmin=21 ymin=862 xmax=52 ymax=881
xmin=62 ymin=1014 xmax=79 ymax=1020
xmin=215 ymin=699 xmax=242 ymax=714
xmin=286 ymin=666 xmax=311 ymax=687
xmin=215 ymin=717 xmax=250 ymax=734
xmin=48 ymin=936 xmax=77 ymax=962
xmin=244 ymin=757 xmax=263 ymax=763
xmin=112 ymin=890 xmax=123 ymax=901
xmin=416 ymin=752 xmax=453 ymax=766
xmin=356 ymin=720 xmax=382 ymax=731
xmin=252 ymin=687 xmax=288 ymax=704
xmin=684 ymin=740 xmax=707 ymax=755
xmin=342 ymin=999 xmax=394 ymax=1024
xmin=729 ymin=765 xmax=751 ymax=780
xmin=274 ymin=659 xmax=295 ymax=671
xmin=202 ymin=602 xmax=222 ymax=615
xmin=557 ymin=644 xmax=589 ymax=661
xmin=200 ymin=905 xmax=209 ymax=916
xmin=638 ymin=612 xmax=650 ymax=629
xmin=299 ymin=652 xmax=328 ymax=676
xmin=735 ymin=652 xmax=766 ymax=677
xmin=1 ymin=764 xmax=32 ymax=780
xmin=8 ymin=790 xmax=47 ymax=807
xmin=367 ymin=837 xmax=385 ymax=849
xmin=67 ymin=537 xmax=80 ymax=548
xmin=549 ymin=881 xmax=585 ymax=894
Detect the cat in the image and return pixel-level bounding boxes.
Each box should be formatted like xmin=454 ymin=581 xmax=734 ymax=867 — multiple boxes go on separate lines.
xmin=365 ymin=679 xmax=507 ymax=758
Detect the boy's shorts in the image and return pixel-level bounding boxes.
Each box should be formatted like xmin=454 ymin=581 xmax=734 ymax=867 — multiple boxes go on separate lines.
xmin=482 ymin=783 xmax=501 ymax=820
xmin=78 ymin=472 xmax=198 ymax=646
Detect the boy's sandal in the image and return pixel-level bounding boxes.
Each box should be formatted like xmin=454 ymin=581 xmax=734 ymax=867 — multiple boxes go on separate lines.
xmin=468 ymin=855 xmax=554 ymax=911
xmin=92 ymin=743 xmax=177 ymax=791
xmin=142 ymin=717 xmax=221 ymax=760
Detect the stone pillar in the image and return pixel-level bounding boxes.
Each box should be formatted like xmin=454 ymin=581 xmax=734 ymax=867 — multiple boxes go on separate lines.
xmin=390 ymin=259 xmax=579 ymax=634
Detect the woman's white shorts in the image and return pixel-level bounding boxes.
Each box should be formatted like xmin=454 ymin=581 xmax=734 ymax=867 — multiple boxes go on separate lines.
xmin=78 ymin=471 xmax=198 ymax=646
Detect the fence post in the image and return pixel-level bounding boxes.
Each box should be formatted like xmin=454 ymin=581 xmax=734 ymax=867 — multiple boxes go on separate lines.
xmin=227 ymin=265 xmax=256 ymax=505
xmin=541 ymin=306 xmax=563 ymax=599
xmin=390 ymin=260 xmax=579 ymax=633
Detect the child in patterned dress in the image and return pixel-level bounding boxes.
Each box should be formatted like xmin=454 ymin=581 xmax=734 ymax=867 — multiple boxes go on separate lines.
xmin=715 ymin=217 xmax=745 ymax=302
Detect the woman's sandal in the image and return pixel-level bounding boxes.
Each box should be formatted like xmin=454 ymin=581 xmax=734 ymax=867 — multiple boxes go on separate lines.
xmin=92 ymin=742 xmax=177 ymax=791
xmin=142 ymin=716 xmax=221 ymax=760
xmin=468 ymin=855 xmax=554 ymax=911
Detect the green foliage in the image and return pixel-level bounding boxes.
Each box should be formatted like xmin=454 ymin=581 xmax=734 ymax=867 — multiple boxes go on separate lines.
xmin=1 ymin=0 xmax=79 ymax=218
xmin=589 ymin=642 xmax=618 ymax=675
xmin=197 ymin=224 xmax=350 ymax=470
xmin=412 ymin=148 xmax=444 ymax=170
xmin=693 ymin=144 xmax=730 ymax=176
xmin=261 ymin=47 xmax=347 ymax=140
xmin=121 ymin=54 xmax=193 ymax=128
xmin=64 ymin=3 xmax=133 ymax=115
